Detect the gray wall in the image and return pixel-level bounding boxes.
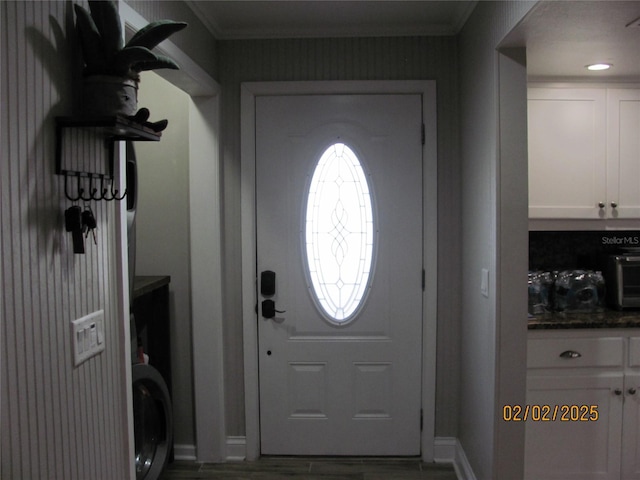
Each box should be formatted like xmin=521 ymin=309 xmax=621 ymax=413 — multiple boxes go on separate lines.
xmin=218 ymin=36 xmax=462 ymax=438
xmin=124 ymin=0 xmax=220 ymax=455
xmin=458 ymin=2 xmax=534 ymax=478
xmin=1 ymin=2 xmax=130 ymax=478
xmin=135 ymin=72 xmax=194 ymax=450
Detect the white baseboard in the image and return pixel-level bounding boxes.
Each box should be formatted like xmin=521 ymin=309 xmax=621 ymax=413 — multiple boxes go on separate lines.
xmin=177 ymin=437 xmax=246 ymax=463
xmin=433 ymin=437 xmax=476 ymax=480
xmin=433 ymin=436 xmax=457 ymax=463
xmin=226 ymin=436 xmax=247 ymax=461
xmin=215 ymin=435 xmax=474 ymax=479
xmin=453 ymin=442 xmax=476 ymax=480
xmin=173 ymin=443 xmax=197 ymax=461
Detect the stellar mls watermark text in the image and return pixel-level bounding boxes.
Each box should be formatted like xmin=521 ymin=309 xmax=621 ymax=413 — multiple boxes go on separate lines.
xmin=602 ymin=236 xmax=640 ymax=246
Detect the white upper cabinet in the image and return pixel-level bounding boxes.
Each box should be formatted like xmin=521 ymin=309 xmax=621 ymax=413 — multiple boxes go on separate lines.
xmin=528 ymin=86 xmax=640 ymax=222
xmin=528 ymin=87 xmax=607 ymax=219
xmin=607 ymin=89 xmax=640 ymax=219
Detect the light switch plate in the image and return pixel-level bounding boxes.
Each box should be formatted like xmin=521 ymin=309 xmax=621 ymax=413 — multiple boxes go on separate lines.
xmin=72 ymin=310 xmax=105 ymax=366
xmin=481 ymin=268 xmax=489 ymax=298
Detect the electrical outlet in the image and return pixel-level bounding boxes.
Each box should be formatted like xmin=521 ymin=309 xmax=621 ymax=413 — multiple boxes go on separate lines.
xmin=72 ymin=310 xmax=105 ymax=366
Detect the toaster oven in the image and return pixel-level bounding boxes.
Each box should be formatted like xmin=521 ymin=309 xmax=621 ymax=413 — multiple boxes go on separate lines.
xmin=606 ymin=254 xmax=640 ymax=309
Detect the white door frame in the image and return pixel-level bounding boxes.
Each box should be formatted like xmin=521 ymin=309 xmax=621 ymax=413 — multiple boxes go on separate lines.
xmin=241 ymin=80 xmax=438 ymax=461
xmin=119 ymin=2 xmax=226 ymax=469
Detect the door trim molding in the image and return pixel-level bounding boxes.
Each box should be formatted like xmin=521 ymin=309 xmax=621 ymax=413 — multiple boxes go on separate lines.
xmin=241 ymin=80 xmax=437 ymax=461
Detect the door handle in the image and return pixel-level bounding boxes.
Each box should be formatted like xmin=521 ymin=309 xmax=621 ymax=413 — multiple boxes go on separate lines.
xmin=262 ymin=299 xmax=286 ymax=319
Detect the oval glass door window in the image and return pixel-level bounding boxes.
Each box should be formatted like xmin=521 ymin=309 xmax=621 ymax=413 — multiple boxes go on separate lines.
xmin=305 ymin=143 xmax=376 ymax=324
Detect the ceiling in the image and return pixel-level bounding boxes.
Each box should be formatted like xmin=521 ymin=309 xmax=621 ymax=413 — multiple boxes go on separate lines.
xmin=503 ymin=1 xmax=640 ymax=81
xmin=186 ymin=1 xmax=477 ymax=39
xmin=186 ymin=0 xmax=640 ymax=80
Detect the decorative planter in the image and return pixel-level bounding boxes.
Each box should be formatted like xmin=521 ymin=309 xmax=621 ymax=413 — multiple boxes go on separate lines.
xmin=82 ymin=75 xmax=138 ymax=117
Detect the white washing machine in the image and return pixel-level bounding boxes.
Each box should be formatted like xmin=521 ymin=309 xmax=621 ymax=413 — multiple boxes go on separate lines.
xmin=132 ymin=363 xmax=173 ymax=480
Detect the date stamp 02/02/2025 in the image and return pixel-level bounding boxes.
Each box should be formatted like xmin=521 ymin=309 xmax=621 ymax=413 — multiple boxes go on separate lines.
xmin=502 ymin=404 xmax=599 ymax=422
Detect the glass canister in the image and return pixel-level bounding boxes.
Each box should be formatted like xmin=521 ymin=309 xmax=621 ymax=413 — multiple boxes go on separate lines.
xmin=553 ymin=270 xmax=605 ymax=313
xmin=528 ymin=271 xmax=554 ymax=315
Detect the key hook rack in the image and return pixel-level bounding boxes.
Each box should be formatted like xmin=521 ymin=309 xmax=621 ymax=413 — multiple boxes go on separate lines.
xmin=55 ymin=116 xmax=160 ymax=202
xmin=63 ymin=172 xmax=127 ymax=202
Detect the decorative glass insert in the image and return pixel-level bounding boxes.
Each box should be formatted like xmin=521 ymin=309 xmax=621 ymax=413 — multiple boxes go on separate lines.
xmin=305 ymin=143 xmax=375 ymax=323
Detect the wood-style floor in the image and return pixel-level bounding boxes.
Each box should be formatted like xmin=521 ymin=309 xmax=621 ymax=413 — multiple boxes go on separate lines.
xmin=159 ymin=457 xmax=458 ymax=480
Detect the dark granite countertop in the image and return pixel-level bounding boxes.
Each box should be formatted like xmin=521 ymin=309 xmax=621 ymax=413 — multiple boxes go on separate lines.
xmin=528 ymin=309 xmax=640 ymax=329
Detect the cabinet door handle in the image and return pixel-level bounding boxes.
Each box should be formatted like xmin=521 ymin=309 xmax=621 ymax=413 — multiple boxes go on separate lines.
xmin=611 ymin=201 xmax=618 ymax=209
xmin=629 ymin=388 xmax=637 ymax=395
xmin=615 ymin=389 xmax=623 ymax=396
xmin=598 ymin=202 xmax=606 ymax=209
xmin=559 ymin=350 xmax=582 ymax=359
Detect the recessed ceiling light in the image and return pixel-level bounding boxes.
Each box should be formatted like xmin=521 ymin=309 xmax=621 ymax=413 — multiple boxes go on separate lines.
xmin=586 ymin=63 xmax=612 ymax=71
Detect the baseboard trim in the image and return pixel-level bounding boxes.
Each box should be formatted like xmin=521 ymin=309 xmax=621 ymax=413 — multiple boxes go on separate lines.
xmin=176 ymin=438 xmax=249 ymax=463
xmin=433 ymin=436 xmax=457 ymax=462
xmin=226 ymin=436 xmax=247 ymax=461
xmin=218 ymin=435 xmax=474 ymax=479
xmin=433 ymin=437 xmax=476 ymax=480
xmin=173 ymin=443 xmax=197 ymax=461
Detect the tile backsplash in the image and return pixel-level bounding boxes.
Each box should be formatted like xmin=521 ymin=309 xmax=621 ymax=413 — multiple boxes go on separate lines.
xmin=529 ymin=230 xmax=640 ymax=272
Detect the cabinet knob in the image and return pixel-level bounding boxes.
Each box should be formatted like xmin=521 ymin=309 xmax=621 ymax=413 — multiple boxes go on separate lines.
xmin=615 ymin=389 xmax=623 ymax=396
xmin=629 ymin=388 xmax=637 ymax=395
xmin=611 ymin=202 xmax=618 ymax=209
xmin=598 ymin=202 xmax=606 ymax=209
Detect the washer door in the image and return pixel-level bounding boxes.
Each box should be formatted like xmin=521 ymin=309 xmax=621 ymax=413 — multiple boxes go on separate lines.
xmin=132 ymin=364 xmax=173 ymax=480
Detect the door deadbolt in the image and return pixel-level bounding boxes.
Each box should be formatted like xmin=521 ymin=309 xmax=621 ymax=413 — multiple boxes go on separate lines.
xmin=261 ymin=270 xmax=276 ymax=296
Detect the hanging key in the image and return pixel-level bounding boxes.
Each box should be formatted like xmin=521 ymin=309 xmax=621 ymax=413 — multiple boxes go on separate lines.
xmin=65 ymin=205 xmax=85 ymax=254
xmin=82 ymin=206 xmax=98 ymax=245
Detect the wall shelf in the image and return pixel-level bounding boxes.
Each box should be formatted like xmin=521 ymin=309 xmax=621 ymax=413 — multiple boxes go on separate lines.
xmin=55 ymin=116 xmax=161 ymax=201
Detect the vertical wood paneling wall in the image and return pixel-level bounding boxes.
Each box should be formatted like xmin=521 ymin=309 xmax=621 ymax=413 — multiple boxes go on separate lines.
xmin=1 ymin=2 xmax=129 ymax=478
xmin=219 ymin=36 xmax=462 ymax=438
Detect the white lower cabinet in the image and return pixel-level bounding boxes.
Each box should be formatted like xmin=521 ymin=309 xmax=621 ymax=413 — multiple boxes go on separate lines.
xmin=525 ymin=373 xmax=623 ymax=479
xmin=525 ymin=331 xmax=640 ymax=480
xmin=622 ymin=373 xmax=640 ymax=479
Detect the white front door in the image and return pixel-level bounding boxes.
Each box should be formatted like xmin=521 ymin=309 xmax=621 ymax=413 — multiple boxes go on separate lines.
xmin=256 ymin=94 xmax=423 ymax=456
